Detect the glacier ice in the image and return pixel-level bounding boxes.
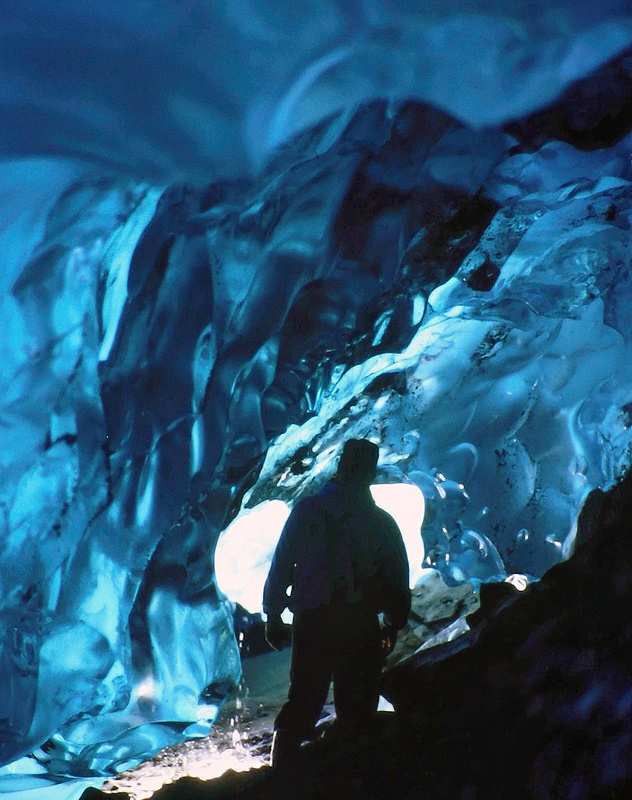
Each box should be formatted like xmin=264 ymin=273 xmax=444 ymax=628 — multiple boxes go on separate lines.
xmin=1 ymin=1 xmax=632 ymax=795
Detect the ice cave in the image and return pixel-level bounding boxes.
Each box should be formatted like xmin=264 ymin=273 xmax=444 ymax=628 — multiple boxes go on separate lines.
xmin=2 ymin=2 xmax=632 ymax=798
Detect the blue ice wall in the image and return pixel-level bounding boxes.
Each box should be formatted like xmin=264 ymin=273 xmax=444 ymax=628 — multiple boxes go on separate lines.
xmin=1 ymin=1 xmax=632 ymax=794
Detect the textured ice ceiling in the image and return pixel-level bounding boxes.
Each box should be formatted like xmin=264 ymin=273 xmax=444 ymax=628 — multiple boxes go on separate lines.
xmin=2 ymin=1 xmax=632 ymax=795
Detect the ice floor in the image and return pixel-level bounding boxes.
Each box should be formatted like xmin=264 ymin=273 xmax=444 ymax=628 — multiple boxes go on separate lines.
xmin=101 ymin=649 xmax=293 ymax=798
xmin=101 ymin=570 xmax=480 ymax=798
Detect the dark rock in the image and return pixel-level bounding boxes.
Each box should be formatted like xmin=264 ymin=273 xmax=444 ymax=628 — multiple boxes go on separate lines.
xmin=465 ymin=258 xmax=501 ymax=292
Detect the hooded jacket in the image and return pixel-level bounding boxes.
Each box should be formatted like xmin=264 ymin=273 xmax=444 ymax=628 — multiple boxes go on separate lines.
xmin=263 ymin=479 xmax=411 ymax=628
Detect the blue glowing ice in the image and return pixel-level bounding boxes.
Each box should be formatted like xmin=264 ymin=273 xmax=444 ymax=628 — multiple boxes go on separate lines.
xmin=1 ymin=2 xmax=632 ymax=795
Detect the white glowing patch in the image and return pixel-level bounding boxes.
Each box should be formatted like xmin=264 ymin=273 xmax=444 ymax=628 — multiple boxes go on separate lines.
xmin=107 ymin=741 xmax=267 ymax=798
xmin=136 ymin=675 xmax=156 ymax=701
xmin=215 ymin=484 xmax=425 ymax=615
xmin=190 ymin=416 xmax=203 ymax=475
xmin=214 ymin=500 xmax=291 ymax=614
xmin=135 ymin=449 xmax=158 ymax=528
xmin=196 ymin=703 xmax=219 ymax=722
xmin=183 ymin=749 xmax=265 ymax=781
xmin=377 ymin=695 xmax=395 ymax=712
xmin=505 ymin=573 xmax=529 ymax=592
xmin=412 ymin=294 xmax=426 ymax=325
xmin=370 ymin=483 xmax=425 ymax=587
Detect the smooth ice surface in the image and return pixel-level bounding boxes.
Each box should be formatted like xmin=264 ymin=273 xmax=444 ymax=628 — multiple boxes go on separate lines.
xmin=1 ymin=1 xmax=632 ymax=795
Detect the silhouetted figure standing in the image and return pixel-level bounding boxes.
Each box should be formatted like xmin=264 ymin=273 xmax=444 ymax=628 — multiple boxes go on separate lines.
xmin=263 ymin=439 xmax=411 ymax=768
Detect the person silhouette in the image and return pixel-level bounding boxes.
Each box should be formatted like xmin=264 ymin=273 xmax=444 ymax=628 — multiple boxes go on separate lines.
xmin=263 ymin=439 xmax=410 ymax=767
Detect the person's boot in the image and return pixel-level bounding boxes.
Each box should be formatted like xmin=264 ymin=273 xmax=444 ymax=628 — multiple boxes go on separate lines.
xmin=270 ymin=728 xmax=301 ymax=770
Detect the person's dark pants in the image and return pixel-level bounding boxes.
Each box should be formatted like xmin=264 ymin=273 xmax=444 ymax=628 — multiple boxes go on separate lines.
xmin=274 ymin=600 xmax=382 ymax=740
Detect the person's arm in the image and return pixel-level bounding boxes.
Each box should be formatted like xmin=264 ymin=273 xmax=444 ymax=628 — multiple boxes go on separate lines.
xmin=262 ymin=502 xmax=305 ymax=621
xmin=378 ymin=513 xmax=411 ymax=631
xmin=263 ymin=503 xmax=308 ymax=651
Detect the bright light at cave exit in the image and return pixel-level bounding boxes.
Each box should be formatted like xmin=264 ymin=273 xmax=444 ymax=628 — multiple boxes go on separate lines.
xmin=214 ymin=484 xmax=426 ymax=617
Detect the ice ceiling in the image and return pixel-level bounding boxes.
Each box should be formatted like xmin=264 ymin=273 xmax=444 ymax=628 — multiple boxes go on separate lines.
xmin=2 ymin=1 xmax=632 ymax=796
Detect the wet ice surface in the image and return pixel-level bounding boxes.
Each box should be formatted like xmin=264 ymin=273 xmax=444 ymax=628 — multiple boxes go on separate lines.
xmin=102 ymin=650 xmax=288 ymax=799
xmin=101 ymin=720 xmax=271 ymax=799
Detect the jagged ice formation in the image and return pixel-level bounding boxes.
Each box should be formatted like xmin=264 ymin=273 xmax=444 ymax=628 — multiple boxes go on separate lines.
xmin=1 ymin=2 xmax=632 ymax=796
